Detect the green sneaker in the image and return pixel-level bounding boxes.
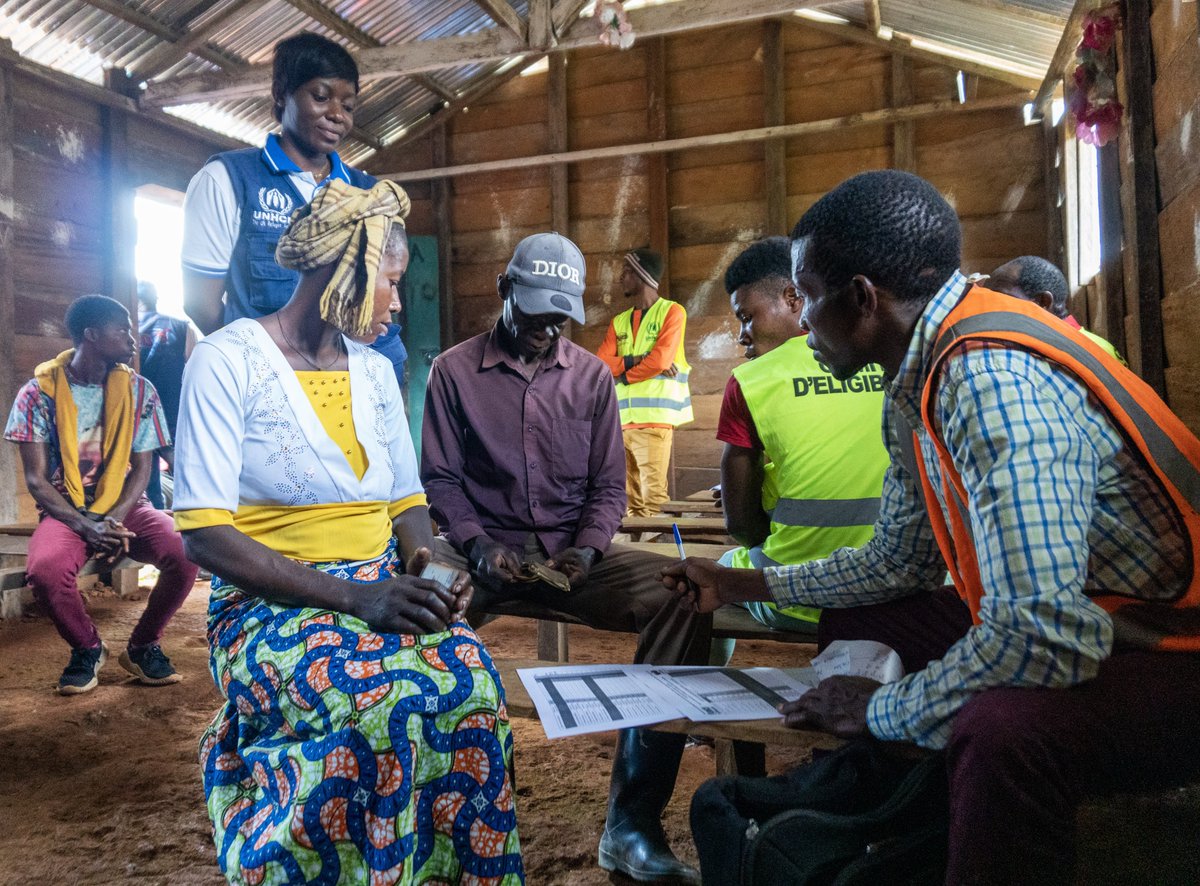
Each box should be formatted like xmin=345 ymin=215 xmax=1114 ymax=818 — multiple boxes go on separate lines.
xmin=58 ymin=643 xmax=109 ymax=695
xmin=119 ymin=644 xmax=182 ymax=686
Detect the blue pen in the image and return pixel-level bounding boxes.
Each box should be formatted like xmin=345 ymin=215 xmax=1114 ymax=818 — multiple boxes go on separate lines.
xmin=672 ymin=522 xmax=687 ymax=561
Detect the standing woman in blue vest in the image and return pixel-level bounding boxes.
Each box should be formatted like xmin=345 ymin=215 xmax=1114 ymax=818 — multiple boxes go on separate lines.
xmin=180 ymin=32 xmax=407 ymax=383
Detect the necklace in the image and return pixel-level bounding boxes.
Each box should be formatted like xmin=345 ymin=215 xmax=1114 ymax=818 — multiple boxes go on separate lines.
xmin=276 ymin=314 xmax=342 ymax=371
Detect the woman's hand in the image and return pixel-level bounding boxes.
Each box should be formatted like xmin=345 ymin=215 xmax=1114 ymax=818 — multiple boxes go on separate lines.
xmin=406 ymin=546 xmax=474 ymax=621
xmin=354 ymin=574 xmax=457 ymax=635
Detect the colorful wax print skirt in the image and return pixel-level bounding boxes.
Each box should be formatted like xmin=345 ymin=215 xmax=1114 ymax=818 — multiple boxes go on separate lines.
xmin=199 ymin=547 xmax=524 ymax=885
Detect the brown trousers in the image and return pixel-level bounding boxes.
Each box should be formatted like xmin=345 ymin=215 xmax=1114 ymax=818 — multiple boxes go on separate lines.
xmin=432 ymin=537 xmax=710 ymax=666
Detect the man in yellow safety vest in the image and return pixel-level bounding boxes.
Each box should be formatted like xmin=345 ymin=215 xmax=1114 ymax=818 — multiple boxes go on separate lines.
xmin=597 ymin=248 xmax=692 ymax=517
xmin=715 ymin=237 xmax=889 ymax=647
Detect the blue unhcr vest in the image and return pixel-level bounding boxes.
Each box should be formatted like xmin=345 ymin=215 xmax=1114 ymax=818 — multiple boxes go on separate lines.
xmin=214 ymin=145 xmax=375 ymax=325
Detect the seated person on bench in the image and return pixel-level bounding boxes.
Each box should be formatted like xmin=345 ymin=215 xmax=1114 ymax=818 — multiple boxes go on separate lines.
xmin=174 ymin=180 xmax=523 ymax=884
xmin=4 ymin=294 xmax=199 ymax=695
xmin=713 ymin=237 xmax=887 ymax=655
xmin=666 ymin=171 xmax=1200 ymax=884
xmin=420 ymin=232 xmax=710 ymax=885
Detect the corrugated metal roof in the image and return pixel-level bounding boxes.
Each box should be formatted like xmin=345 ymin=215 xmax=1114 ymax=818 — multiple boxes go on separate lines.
xmin=1 ymin=0 xmax=1068 ymax=159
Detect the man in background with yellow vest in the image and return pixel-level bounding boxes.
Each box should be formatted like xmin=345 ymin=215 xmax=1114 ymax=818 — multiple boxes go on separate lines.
xmin=986 ymin=255 xmax=1126 ymax=364
xmin=666 ymin=171 xmax=1200 ymax=884
xmin=597 ymin=248 xmax=692 ymax=517
xmin=715 ymin=237 xmax=888 ymax=646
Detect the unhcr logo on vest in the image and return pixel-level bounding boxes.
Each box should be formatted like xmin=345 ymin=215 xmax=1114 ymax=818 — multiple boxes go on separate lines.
xmin=253 ymin=187 xmax=295 ymax=228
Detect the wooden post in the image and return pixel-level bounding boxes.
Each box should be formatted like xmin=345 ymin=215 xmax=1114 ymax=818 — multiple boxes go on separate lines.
xmin=433 ymin=126 xmax=455 ymax=349
xmin=645 ymin=36 xmax=673 ymax=498
xmin=0 ymin=48 xmax=17 ymax=525
xmin=646 ymin=37 xmax=669 ymax=285
xmin=1119 ymin=0 xmax=1164 ymax=394
xmin=891 ymin=52 xmax=915 ymax=172
xmin=548 ymin=53 xmax=569 ymax=233
xmin=1097 ymin=141 xmax=1126 ymax=356
xmin=100 ymin=103 xmax=136 ymax=318
xmin=1041 ymin=110 xmax=1065 ymax=271
xmin=763 ymin=19 xmax=788 ymax=235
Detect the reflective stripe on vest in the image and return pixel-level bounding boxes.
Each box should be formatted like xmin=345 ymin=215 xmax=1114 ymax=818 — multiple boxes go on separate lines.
xmin=917 ymin=285 xmax=1200 ymax=651
xmin=733 ymin=335 xmax=888 ymax=575
xmin=770 ymin=496 xmax=882 ymax=527
xmin=612 ymin=298 xmax=693 ymax=426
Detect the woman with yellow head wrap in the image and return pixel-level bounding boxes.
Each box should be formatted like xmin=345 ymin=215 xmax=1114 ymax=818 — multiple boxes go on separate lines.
xmin=173 ymin=179 xmax=525 ymax=885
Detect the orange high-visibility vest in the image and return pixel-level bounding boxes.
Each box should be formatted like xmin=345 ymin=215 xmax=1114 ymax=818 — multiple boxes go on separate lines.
xmin=913 ymin=284 xmax=1200 ymax=651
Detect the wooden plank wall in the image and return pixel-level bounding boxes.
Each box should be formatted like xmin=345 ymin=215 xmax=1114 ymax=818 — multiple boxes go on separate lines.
xmin=1150 ymin=0 xmax=1200 ymax=432
xmin=372 ymin=19 xmax=1044 ymax=498
xmin=0 ymin=58 xmax=233 ymax=521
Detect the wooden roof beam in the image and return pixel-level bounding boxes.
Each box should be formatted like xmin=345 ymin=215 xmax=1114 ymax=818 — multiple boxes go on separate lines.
xmin=382 ymin=91 xmax=1029 ymax=181
xmin=474 ymin=0 xmax=529 ymax=41
xmin=78 ymin=0 xmax=244 ymax=72
xmin=130 ymin=0 xmax=268 ymax=83
xmin=865 ymin=0 xmax=882 ymax=35
xmin=551 ymin=0 xmax=594 ymax=35
xmin=141 ymin=0 xmax=819 ymax=108
xmin=794 ymin=14 xmax=1040 ymax=91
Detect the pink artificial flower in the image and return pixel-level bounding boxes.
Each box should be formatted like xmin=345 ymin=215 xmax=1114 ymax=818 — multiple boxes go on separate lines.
xmin=1081 ymin=7 xmax=1121 ymax=53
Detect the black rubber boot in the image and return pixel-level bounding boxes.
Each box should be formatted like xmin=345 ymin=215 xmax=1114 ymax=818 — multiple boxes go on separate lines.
xmin=598 ymin=728 xmax=701 ymax=884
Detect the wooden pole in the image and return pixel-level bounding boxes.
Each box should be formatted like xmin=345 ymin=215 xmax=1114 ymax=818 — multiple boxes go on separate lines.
xmin=1041 ymin=110 xmax=1065 ymax=271
xmin=548 ymin=53 xmax=569 ymax=234
xmin=100 ymin=102 xmax=136 ymax=322
xmin=382 ymin=93 xmax=1028 ymax=182
xmin=1120 ymin=0 xmax=1164 ymax=394
xmin=433 ymin=126 xmax=455 ymax=350
xmin=1097 ymin=141 xmax=1126 ymax=356
xmin=891 ymin=51 xmax=916 ymax=172
xmin=646 ymin=37 xmax=670 ymax=282
xmin=763 ymin=19 xmax=788 ymax=236
xmin=0 ymin=49 xmax=18 ymax=524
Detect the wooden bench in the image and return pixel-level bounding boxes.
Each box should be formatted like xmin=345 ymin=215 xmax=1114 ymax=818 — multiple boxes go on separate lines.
xmin=657 ymin=499 xmax=723 ymax=515
xmin=619 ymin=514 xmax=732 ymax=544
xmin=0 ymin=523 xmax=144 ymax=619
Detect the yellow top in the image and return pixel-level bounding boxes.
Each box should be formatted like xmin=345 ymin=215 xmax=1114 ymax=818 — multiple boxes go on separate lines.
xmin=174 ymin=371 xmax=426 ymax=561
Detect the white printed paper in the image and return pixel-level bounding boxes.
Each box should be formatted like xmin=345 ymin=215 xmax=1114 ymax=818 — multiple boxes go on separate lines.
xmin=645 ymin=666 xmax=818 ymax=722
xmin=516 ymin=665 xmax=684 ymax=739
xmin=517 ymin=664 xmax=819 ymax=738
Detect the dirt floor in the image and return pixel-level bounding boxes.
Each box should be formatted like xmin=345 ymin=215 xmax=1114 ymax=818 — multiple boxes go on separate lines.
xmin=0 ymin=579 xmax=817 ymax=885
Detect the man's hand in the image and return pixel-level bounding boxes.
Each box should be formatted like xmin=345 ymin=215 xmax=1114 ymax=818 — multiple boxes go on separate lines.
xmin=353 ymin=574 xmax=457 ymax=635
xmin=546 ymin=547 xmax=597 ymax=587
xmin=405 ymin=546 xmax=474 ymax=620
xmin=77 ymin=516 xmax=137 ymax=564
xmin=661 ymin=557 xmax=725 ymax=612
xmin=662 ymin=362 xmax=680 ymax=378
xmin=468 ymin=538 xmax=521 ymax=588
xmin=779 ymin=675 xmax=881 ymax=738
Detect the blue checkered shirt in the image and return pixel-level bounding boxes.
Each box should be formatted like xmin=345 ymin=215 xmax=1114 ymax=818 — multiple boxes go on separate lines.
xmin=764 ymin=272 xmax=1189 ymax=748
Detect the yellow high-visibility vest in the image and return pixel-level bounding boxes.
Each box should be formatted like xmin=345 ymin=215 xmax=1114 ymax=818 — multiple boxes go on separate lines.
xmin=612 ymin=298 xmax=693 ymax=427
xmin=726 ymin=336 xmax=889 ymax=622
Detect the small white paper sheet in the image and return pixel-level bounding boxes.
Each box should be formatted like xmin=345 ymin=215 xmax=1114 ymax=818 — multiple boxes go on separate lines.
xmin=811 ymin=639 xmax=905 ymax=684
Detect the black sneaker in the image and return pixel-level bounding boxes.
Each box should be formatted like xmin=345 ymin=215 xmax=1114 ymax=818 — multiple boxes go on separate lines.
xmin=119 ymin=644 xmax=182 ymax=686
xmin=58 ymin=643 xmax=109 ymax=695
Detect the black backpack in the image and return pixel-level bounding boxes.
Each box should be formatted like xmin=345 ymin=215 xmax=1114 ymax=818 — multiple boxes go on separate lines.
xmin=690 ymin=739 xmax=949 ymax=885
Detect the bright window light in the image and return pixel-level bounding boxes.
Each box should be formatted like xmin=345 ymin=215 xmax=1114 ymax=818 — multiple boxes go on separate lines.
xmin=134 ymin=189 xmax=189 ymax=321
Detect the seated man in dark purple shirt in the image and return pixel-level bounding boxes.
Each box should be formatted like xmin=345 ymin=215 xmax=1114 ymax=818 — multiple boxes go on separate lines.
xmin=421 ymin=232 xmax=709 ymax=885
